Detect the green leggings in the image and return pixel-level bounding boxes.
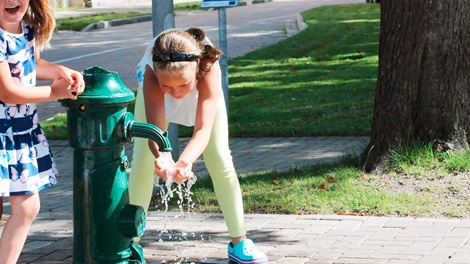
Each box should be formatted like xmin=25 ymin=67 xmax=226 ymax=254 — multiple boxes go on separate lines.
xmin=128 ymin=89 xmax=246 ymax=238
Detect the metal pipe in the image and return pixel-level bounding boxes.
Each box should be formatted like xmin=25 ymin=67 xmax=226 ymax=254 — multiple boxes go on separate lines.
xmin=127 ymin=121 xmax=173 ymax=152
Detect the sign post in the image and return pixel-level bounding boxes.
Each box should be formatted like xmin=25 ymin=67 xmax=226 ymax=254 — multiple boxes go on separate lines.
xmin=201 ymin=0 xmax=239 ymax=115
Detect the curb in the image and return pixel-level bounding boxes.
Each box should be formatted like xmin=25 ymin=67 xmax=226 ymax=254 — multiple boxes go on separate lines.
xmin=81 ymin=15 xmax=152 ymax=32
xmin=296 ymin=14 xmax=308 ymax=31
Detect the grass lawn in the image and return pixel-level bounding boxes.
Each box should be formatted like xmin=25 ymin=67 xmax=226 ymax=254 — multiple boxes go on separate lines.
xmin=226 ymin=4 xmax=378 ymax=137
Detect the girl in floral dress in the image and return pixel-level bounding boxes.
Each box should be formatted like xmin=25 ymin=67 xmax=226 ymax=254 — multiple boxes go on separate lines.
xmin=0 ymin=0 xmax=85 ymax=262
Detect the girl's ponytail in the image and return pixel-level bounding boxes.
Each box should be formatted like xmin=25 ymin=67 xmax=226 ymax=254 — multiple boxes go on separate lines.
xmin=186 ymin=28 xmax=223 ymax=79
xmin=186 ymin=27 xmax=205 ymax=42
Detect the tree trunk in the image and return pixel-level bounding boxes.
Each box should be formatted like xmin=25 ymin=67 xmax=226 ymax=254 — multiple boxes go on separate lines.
xmin=363 ymin=0 xmax=470 ymax=172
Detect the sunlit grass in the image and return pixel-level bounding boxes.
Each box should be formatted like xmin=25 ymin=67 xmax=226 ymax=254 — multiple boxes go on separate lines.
xmin=226 ymin=4 xmax=379 ymax=137
xmin=42 ymin=113 xmax=68 ymax=140
xmin=389 ymin=142 xmax=470 ymax=177
xmin=161 ymin=156 xmax=443 ymax=217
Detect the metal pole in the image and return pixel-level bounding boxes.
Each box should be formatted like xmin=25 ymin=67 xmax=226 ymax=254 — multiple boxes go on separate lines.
xmin=152 ymin=0 xmax=179 ymax=160
xmin=152 ymin=0 xmax=175 ymax=35
xmin=218 ymin=7 xmax=229 ymax=115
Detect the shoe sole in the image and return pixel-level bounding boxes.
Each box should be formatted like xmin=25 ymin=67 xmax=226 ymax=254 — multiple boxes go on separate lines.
xmin=228 ymin=254 xmax=268 ymax=264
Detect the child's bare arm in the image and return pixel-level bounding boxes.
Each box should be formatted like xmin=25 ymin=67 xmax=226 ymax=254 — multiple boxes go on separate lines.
xmin=0 ymin=61 xmax=78 ymax=104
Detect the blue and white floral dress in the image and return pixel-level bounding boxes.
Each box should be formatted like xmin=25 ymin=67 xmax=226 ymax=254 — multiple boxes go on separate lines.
xmin=0 ymin=22 xmax=58 ymax=197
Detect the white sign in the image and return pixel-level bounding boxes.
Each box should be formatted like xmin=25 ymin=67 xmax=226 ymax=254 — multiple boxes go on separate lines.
xmin=201 ymin=0 xmax=239 ymax=8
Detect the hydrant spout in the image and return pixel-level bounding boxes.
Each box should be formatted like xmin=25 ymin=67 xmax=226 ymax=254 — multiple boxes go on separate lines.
xmin=127 ymin=120 xmax=173 ymax=152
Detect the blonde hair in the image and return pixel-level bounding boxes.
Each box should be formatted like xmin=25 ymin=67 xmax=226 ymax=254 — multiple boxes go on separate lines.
xmin=23 ymin=0 xmax=56 ymax=49
xmin=152 ymin=27 xmax=223 ymax=79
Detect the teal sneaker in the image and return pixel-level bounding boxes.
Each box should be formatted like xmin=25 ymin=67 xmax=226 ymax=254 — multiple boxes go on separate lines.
xmin=227 ymin=239 xmax=268 ymax=264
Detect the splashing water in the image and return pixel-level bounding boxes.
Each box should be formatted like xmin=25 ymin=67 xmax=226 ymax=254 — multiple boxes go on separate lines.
xmin=152 ymin=152 xmax=199 ymax=263
xmin=153 ymin=151 xmax=198 ymax=223
xmin=155 ymin=152 xmax=197 ymax=216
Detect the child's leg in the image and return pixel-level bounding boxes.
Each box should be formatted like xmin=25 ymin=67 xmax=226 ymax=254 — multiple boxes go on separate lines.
xmin=128 ymin=89 xmax=155 ymax=213
xmin=203 ymin=104 xmax=246 ymax=239
xmin=0 ymin=193 xmax=40 ymax=264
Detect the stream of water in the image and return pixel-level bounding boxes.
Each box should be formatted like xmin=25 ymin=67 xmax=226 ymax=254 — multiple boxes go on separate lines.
xmin=153 ymin=151 xmax=201 ymax=263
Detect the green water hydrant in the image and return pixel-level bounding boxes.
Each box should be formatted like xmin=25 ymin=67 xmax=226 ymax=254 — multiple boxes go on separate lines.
xmin=59 ymin=66 xmax=172 ymax=263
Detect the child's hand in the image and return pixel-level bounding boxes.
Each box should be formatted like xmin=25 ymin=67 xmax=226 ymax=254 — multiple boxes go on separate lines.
xmin=51 ymin=78 xmax=77 ymax=100
xmin=69 ymin=70 xmax=85 ymax=95
xmin=59 ymin=68 xmax=85 ymax=96
xmin=173 ymin=160 xmax=193 ymax=183
xmin=154 ymin=156 xmax=193 ymax=183
xmin=154 ymin=155 xmax=176 ymax=180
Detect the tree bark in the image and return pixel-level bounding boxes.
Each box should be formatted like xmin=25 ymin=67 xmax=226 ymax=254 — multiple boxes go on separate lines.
xmin=363 ymin=0 xmax=470 ymax=172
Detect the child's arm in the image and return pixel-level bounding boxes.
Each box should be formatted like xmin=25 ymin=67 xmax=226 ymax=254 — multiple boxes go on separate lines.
xmin=0 ymin=61 xmax=78 ymax=104
xmin=143 ymin=65 xmax=177 ymax=180
xmin=143 ymin=65 xmax=167 ymax=158
xmin=177 ymin=61 xmax=221 ymax=173
xmin=35 ymin=50 xmax=85 ymax=92
xmin=0 ymin=49 xmax=84 ymax=104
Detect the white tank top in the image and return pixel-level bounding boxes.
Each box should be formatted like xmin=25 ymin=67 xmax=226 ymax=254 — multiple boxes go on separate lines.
xmin=136 ymin=33 xmax=224 ymax=127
